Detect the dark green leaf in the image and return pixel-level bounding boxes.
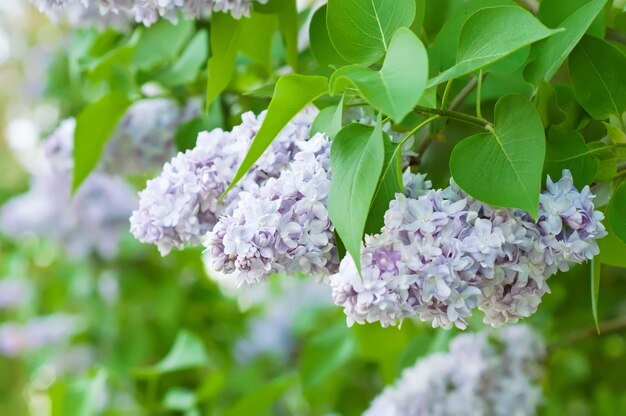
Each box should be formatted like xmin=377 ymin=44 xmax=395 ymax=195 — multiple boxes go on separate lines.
xmin=569 ymin=35 xmax=626 ymax=121
xmin=330 ymin=28 xmax=428 ymax=122
xmin=156 ymin=30 xmax=208 ymax=87
xmin=598 ymin=219 xmax=626 ymax=268
xmin=535 ymin=81 xmax=567 ymax=128
xmin=524 ymin=0 xmax=608 ymax=87
xmin=72 ymin=92 xmax=131 ymax=191
xmin=326 ymin=0 xmax=416 ymax=65
xmin=309 ymin=5 xmax=349 ymax=66
xmin=428 ymin=6 xmax=557 ymax=87
xmin=328 ymin=123 xmax=385 ymax=272
xmin=450 ymin=94 xmax=545 ymax=218
xmin=221 ymin=376 xmax=296 ymax=416
xmin=206 ymin=14 xmax=243 ymax=108
xmin=132 ymin=19 xmax=194 ymax=69
xmin=365 ymin=134 xmax=403 ymax=235
xmin=544 ymin=127 xmax=599 ymax=189
xmin=608 ymin=182 xmax=626 ymax=244
xmin=239 ymin=13 xmax=278 ymax=73
xmin=223 ymin=74 xmax=328 ymax=196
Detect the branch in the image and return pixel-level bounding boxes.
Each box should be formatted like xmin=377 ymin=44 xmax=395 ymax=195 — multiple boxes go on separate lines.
xmin=413 ymin=106 xmax=492 ymax=130
xmin=549 ymin=315 xmax=626 ymax=352
xmin=515 ymin=0 xmax=539 ymax=14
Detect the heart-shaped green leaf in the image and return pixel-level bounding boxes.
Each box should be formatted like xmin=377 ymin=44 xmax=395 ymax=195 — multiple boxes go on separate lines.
xmin=428 ymin=6 xmax=558 ymax=87
xmin=569 ymin=35 xmax=626 ymax=121
xmin=544 ymin=127 xmax=599 ymax=189
xmin=450 ymin=94 xmax=545 ymax=218
xmin=329 ymin=123 xmax=385 ymax=272
xmin=524 ymin=0 xmax=608 ymax=87
xmin=309 ymin=5 xmax=349 ymax=66
xmin=329 ymin=28 xmax=427 ymax=123
xmin=326 ymin=0 xmax=416 ymax=65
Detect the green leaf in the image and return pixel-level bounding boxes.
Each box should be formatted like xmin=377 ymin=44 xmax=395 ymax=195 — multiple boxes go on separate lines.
xmin=604 ymin=121 xmax=626 ymax=145
xmin=428 ymin=6 xmax=558 ymax=87
xmin=310 ymin=101 xmax=343 ymax=139
xmin=221 ymin=375 xmax=296 ymax=416
xmin=544 ymin=127 xmax=599 ymax=189
xmin=608 ymin=182 xmax=626 ymax=244
xmin=569 ymin=35 xmax=626 ymax=121
xmin=537 ymin=0 xmax=606 ymax=37
xmin=277 ymin=0 xmax=299 ymax=71
xmin=222 ymin=74 xmax=328 ymax=196
xmin=72 ymin=92 xmax=131 ymax=191
xmin=206 ymin=13 xmax=244 ymax=108
xmin=239 ymin=12 xmax=278 ymax=73
xmin=163 ymin=388 xmax=197 ymax=411
xmin=132 ymin=18 xmax=194 ymax=69
xmin=535 ymin=81 xmax=567 ymax=128
xmin=154 ymin=330 xmax=210 ymax=374
xmin=598 ymin=220 xmax=626 ymax=268
xmin=50 ymin=370 xmax=107 ymax=416
xmin=524 ymin=0 xmax=608 ymax=87
xmin=309 ymin=5 xmax=349 ymax=66
xmin=365 ymin=134 xmax=403 ymax=235
xmin=328 ymin=123 xmax=385 ymax=272
xmin=591 ymin=258 xmax=601 ymax=332
xmin=326 ymin=0 xmax=416 ymax=65
xmin=450 ymin=94 xmax=545 ymax=217
xmin=88 ymin=31 xmax=139 ymax=87
xmin=329 ymin=28 xmax=427 ymax=122
xmin=156 ymin=30 xmax=208 ymax=87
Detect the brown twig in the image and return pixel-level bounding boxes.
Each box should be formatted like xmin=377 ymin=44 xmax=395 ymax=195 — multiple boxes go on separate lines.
xmin=549 ymin=315 xmax=626 ymax=352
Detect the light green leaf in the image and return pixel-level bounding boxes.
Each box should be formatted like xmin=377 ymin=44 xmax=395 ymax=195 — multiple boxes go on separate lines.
xmin=524 ymin=0 xmax=608 ymax=87
xmin=450 ymin=94 xmax=545 ymax=218
xmin=223 ymin=74 xmax=328 ymax=196
xmin=310 ymin=101 xmax=343 ymax=139
xmin=206 ymin=13 xmax=243 ymax=108
xmin=139 ymin=330 xmax=211 ymax=375
xmin=604 ymin=121 xmax=626 ymax=144
xmin=221 ymin=376 xmax=296 ymax=416
xmin=608 ymin=182 xmax=626 ymax=244
xmin=328 ymin=123 xmax=384 ymax=272
xmin=326 ymin=0 xmax=416 ymax=65
xmin=156 ymin=30 xmax=208 ymax=87
xmin=537 ymin=0 xmax=606 ymax=37
xmin=591 ymin=258 xmax=601 ymax=332
xmin=50 ymin=369 xmax=107 ymax=416
xmin=365 ymin=134 xmax=403 ymax=235
xmin=598 ymin=220 xmax=626 ymax=268
xmin=163 ymin=388 xmax=197 ymax=411
xmin=88 ymin=31 xmax=139 ymax=87
xmin=72 ymin=92 xmax=131 ymax=191
xmin=544 ymin=127 xmax=599 ymax=189
xmin=569 ymin=35 xmax=626 ymax=121
xmin=239 ymin=12 xmax=278 ymax=72
xmin=132 ymin=18 xmax=194 ymax=69
xmin=277 ymin=0 xmax=299 ymax=71
xmin=330 ymin=28 xmax=427 ymax=122
xmin=309 ymin=5 xmax=349 ymax=66
xmin=428 ymin=6 xmax=558 ymax=87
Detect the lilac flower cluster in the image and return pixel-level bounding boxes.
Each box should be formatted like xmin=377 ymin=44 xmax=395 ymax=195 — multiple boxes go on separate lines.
xmin=130 ymin=107 xmax=317 ymax=256
xmin=0 ymin=279 xmax=32 ymax=310
xmin=330 ymin=170 xmax=606 ymax=329
xmin=31 ymin=0 xmax=269 ymax=27
xmin=0 ymin=315 xmax=82 ymax=357
xmin=365 ymin=325 xmax=545 ymax=416
xmin=204 ymin=133 xmax=336 ymax=286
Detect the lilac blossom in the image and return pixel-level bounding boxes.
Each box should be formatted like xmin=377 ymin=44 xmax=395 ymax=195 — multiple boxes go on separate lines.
xmin=364 ymin=325 xmax=545 ymax=416
xmin=130 ymin=107 xmax=317 ymax=256
xmin=330 ymin=170 xmax=606 ymax=329
xmin=204 ymin=133 xmax=337 ymax=285
xmin=0 ymin=279 xmax=32 ymax=310
xmin=0 ymin=315 xmax=82 ymax=357
xmin=31 ymin=0 xmax=269 ymax=27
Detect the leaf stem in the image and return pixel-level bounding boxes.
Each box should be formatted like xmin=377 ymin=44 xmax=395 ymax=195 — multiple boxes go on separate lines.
xmin=476 ymin=69 xmax=483 ymax=120
xmin=440 ymin=79 xmax=454 ymax=109
xmin=399 ymin=115 xmax=440 ymax=146
xmin=413 ymin=105 xmax=493 ymax=130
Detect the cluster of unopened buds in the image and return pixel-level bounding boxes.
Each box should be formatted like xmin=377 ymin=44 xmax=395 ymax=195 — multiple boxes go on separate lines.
xmin=30 ymin=0 xmax=268 ymax=27
xmin=132 ymin=107 xmax=607 ymax=330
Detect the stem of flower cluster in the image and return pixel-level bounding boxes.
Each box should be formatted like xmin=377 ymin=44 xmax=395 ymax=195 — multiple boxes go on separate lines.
xmin=413 ymin=105 xmax=493 ymax=130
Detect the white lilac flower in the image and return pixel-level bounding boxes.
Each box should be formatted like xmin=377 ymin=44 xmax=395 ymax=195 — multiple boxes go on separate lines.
xmin=364 ymin=325 xmax=545 ymax=416
xmin=130 ymin=107 xmax=318 ymax=256
xmin=0 ymin=315 xmax=82 ymax=357
xmin=31 ymin=0 xmax=269 ymax=27
xmin=330 ymin=170 xmax=606 ymax=329
xmin=204 ymin=133 xmax=337 ymax=285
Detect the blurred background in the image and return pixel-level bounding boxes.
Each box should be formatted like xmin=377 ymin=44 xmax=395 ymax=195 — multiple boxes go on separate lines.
xmin=0 ymin=1 xmax=626 ymax=415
